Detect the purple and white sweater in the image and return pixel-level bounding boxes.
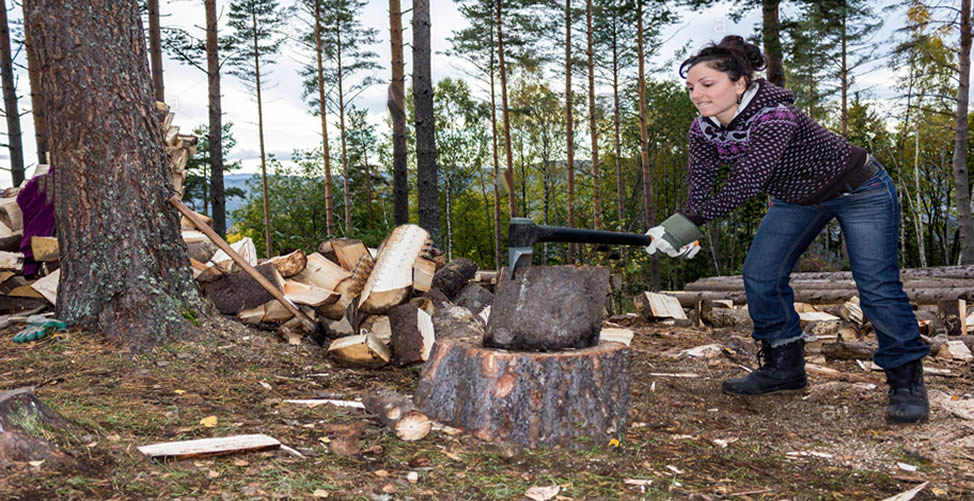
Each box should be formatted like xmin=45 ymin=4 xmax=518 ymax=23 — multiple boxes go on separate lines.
xmin=682 ymin=79 xmax=868 ymax=226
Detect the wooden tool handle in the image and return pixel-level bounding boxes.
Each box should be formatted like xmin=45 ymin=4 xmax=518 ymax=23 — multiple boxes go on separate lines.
xmin=168 ymin=195 xmax=315 ymax=331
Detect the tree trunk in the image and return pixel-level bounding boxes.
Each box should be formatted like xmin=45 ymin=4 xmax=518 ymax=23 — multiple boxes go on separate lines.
xmin=839 ymin=5 xmax=847 ymax=137
xmin=636 ymin=2 xmax=659 ymax=290
xmin=252 ymin=12 xmax=272 ymax=257
xmin=496 ymin=0 xmax=516 ymax=218
xmin=586 ymin=0 xmax=601 ymax=229
xmin=337 ymin=29 xmax=351 ymax=236
xmin=147 ymin=0 xmax=164 ymax=102
xmin=953 ymin=0 xmax=974 ymax=264
xmin=490 ymin=28 xmax=501 ymax=270
xmin=315 ymin=1 xmax=335 ymax=236
xmin=665 ymin=287 xmax=974 ymax=308
xmin=205 ymin=0 xmax=225 ymax=237
xmin=565 ymin=0 xmax=576 ymax=261
xmin=389 ymin=0 xmax=408 ymax=227
xmin=0 ymin=0 xmax=24 ymax=186
xmin=915 ymin=121 xmax=927 ymax=267
xmin=26 ymin=0 xmax=201 ymax=347
xmin=611 ymin=15 xmax=623 ymax=231
xmin=761 ymin=0 xmax=785 ymax=87
xmin=413 ymin=0 xmax=439 ymax=245
xmin=21 ymin=0 xmax=47 ymax=165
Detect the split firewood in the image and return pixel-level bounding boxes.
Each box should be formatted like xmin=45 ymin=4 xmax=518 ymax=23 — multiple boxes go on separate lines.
xmin=362 ymin=389 xmax=432 ymax=441
xmin=388 ymin=303 xmax=435 ymax=366
xmin=798 ymin=311 xmax=841 ymax=337
xmin=7 ymin=280 xmax=43 ymax=299
xmin=0 ymin=197 xmax=22 ymax=231
xmin=937 ymin=339 xmax=973 ymax=361
xmin=209 ymin=236 xmax=258 ymax=270
xmin=707 ymin=307 xmax=753 ymax=328
xmin=938 ymin=298 xmax=968 ymax=337
xmin=0 ymin=251 xmax=23 ymax=272
xmin=29 ymin=236 xmax=59 ymax=262
xmin=330 ymin=238 xmax=372 ymax=271
xmin=284 ymin=279 xmax=337 ymax=307
xmin=293 ymin=252 xmax=351 ymax=291
xmin=30 ymin=268 xmax=59 ymax=305
xmin=238 ymin=298 xmax=294 ymax=325
xmin=822 ymin=340 xmax=876 ymax=362
xmin=180 ymin=210 xmax=213 ymax=231
xmin=138 ymin=434 xmax=281 ymax=460
xmin=455 ymin=283 xmax=493 ymax=317
xmin=186 ymin=239 xmax=218 ymax=264
xmin=267 ymin=250 xmax=307 ymax=278
xmin=634 ymin=291 xmax=687 ymax=321
xmin=278 ymin=309 xmax=316 ymax=345
xmin=182 ymin=230 xmax=208 ymax=245
xmin=409 ymin=296 xmax=436 ymax=316
xmin=359 ymin=314 xmax=393 ymax=345
xmin=204 ymin=262 xmax=284 ymax=315
xmin=431 ymin=257 xmax=478 ymax=301
xmin=0 ymin=221 xmax=21 ymax=252
xmin=327 ymin=333 xmax=391 ymax=368
xmin=432 ymin=305 xmax=484 ymax=340
xmin=412 ymin=257 xmax=436 ymax=293
xmin=838 ymin=297 xmax=864 ymax=326
xmin=323 ymin=315 xmax=355 ymax=338
xmin=359 ymin=224 xmax=429 ymax=314
xmin=318 ymin=254 xmax=372 ymax=320
xmin=422 ymin=287 xmax=452 ymax=310
xmin=699 ymin=299 xmax=733 ymax=326
xmin=599 ymin=327 xmax=634 ymax=346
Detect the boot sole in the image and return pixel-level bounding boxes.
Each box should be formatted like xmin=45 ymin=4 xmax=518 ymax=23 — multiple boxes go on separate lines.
xmin=886 ymin=415 xmax=929 ymax=425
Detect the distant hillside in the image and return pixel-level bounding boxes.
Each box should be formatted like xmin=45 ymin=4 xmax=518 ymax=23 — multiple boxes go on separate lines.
xmin=184 ymin=173 xmax=255 ymax=226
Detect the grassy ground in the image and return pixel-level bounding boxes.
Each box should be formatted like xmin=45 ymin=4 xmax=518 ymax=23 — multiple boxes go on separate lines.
xmin=1 ymin=312 xmax=971 ymax=500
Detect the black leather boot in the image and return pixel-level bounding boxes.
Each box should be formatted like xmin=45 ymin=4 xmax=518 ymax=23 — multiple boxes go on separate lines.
xmin=885 ymin=358 xmax=929 ymax=424
xmin=722 ymin=339 xmax=807 ymax=395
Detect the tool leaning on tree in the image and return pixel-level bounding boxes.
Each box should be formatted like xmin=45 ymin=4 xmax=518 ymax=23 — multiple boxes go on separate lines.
xmin=507 ymin=214 xmax=703 ymax=277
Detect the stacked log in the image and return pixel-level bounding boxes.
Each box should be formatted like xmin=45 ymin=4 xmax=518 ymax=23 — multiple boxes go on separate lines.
xmin=155 ymin=101 xmax=199 ymax=198
xmin=0 ymin=188 xmax=58 ymax=312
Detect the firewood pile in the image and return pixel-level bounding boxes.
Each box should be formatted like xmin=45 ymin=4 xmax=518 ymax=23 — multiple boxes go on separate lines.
xmin=155 ymin=101 xmax=198 ymax=198
xmin=0 ymin=187 xmax=59 ymax=314
xmin=187 ymin=223 xmax=494 ymax=369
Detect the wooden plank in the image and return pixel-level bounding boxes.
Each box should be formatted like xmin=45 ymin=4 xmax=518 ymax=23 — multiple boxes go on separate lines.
xmin=30 ymin=236 xmax=59 ymax=262
xmin=137 ymin=434 xmax=281 ymax=460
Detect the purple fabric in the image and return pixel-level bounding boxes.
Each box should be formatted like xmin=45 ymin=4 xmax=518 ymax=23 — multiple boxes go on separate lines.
xmin=17 ymin=166 xmax=55 ymax=277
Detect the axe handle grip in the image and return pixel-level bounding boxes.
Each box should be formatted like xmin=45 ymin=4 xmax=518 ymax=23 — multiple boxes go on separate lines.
xmin=532 ymin=225 xmax=655 ymax=247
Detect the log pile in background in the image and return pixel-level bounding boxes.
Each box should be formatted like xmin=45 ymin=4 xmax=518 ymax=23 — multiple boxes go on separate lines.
xmin=0 ymin=188 xmax=59 ymax=313
xmin=155 ymin=101 xmax=199 ymax=198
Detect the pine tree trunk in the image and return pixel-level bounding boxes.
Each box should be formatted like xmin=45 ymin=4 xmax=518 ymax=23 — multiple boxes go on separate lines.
xmin=21 ymin=0 xmax=47 ymax=165
xmin=953 ymin=0 xmax=974 ymax=264
xmin=586 ymin=0 xmax=601 ymax=229
xmin=762 ymin=0 xmax=785 ymax=87
xmin=490 ymin=26 xmax=502 ymax=271
xmin=636 ymin=2 xmax=659 ymax=290
xmin=337 ymin=29 xmax=351 ymax=236
xmin=840 ymin=6 xmax=847 ymax=137
xmin=26 ymin=0 xmax=202 ymax=347
xmin=205 ymin=0 xmax=226 ymax=237
xmin=496 ymin=0 xmax=516 ymax=218
xmin=315 ymin=2 xmax=335 ymax=236
xmin=413 ymin=0 xmax=439 ymax=245
xmin=915 ymin=122 xmax=927 ymax=267
xmin=148 ymin=0 xmax=164 ymax=102
xmin=565 ymin=0 xmax=576 ymax=261
xmin=0 ymin=0 xmax=24 ymax=186
xmin=252 ymin=12 xmax=272 ymax=257
xmin=612 ymin=16 xmax=623 ymax=231
xmin=389 ymin=0 xmax=408 ymax=227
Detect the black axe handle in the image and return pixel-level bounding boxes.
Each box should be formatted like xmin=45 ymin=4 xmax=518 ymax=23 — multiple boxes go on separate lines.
xmin=509 ymin=218 xmax=654 ymax=248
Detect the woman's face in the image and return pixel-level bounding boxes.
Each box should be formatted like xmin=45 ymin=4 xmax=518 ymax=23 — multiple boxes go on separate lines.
xmin=685 ymin=63 xmax=746 ymax=126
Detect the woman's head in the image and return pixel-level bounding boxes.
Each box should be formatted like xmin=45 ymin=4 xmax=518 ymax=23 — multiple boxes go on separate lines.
xmin=680 ymin=36 xmax=766 ymax=125
xmin=679 ymin=35 xmax=766 ymax=88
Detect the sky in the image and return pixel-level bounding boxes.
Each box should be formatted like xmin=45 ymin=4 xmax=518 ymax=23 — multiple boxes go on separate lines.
xmin=0 ymin=1 xmax=912 ymax=188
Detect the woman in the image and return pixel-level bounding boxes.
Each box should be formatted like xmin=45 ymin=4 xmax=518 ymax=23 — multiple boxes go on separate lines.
xmin=646 ymin=36 xmax=930 ymax=424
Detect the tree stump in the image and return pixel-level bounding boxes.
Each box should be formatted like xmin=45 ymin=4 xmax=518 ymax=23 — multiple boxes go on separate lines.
xmin=0 ymin=388 xmax=78 ymax=467
xmin=414 ymin=336 xmax=630 ymax=449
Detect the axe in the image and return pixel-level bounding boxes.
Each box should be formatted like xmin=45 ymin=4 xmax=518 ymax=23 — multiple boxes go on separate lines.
xmin=508 ymin=217 xmax=655 ymax=277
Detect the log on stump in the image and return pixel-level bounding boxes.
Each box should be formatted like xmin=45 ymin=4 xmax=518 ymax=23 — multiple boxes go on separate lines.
xmin=822 ymin=340 xmax=876 ymax=362
xmin=362 ymin=389 xmax=431 ymax=441
xmin=432 ymin=305 xmax=485 ymax=340
xmin=938 ymin=298 xmax=968 ymax=337
xmin=203 ymin=262 xmax=284 ymax=315
xmin=431 ymin=258 xmax=478 ymax=300
xmin=388 ymin=303 xmax=434 ymax=366
xmin=415 ymin=337 xmax=629 ymax=448
xmin=485 ymin=265 xmax=609 ymax=351
xmin=0 ymin=388 xmax=79 ymax=468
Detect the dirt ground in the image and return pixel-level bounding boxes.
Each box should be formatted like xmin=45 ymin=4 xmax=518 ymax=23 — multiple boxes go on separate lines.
xmin=1 ymin=311 xmax=972 ymax=500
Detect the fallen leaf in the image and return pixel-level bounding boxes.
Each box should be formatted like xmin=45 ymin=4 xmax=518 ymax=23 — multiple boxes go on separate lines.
xmin=624 ymin=479 xmax=653 ymax=486
xmin=312 ymin=489 xmax=330 ymax=499
xmin=374 ymin=469 xmax=389 ymax=478
xmin=525 ymin=485 xmax=560 ymax=501
xmin=28 ymin=460 xmax=44 ymax=468
xmin=897 ymin=462 xmax=918 ymax=472
xmin=232 ymin=459 xmax=249 ymax=467
xmin=207 ymin=470 xmax=220 ymax=479
xmin=932 ymin=487 xmax=947 ymax=496
xmin=199 ymin=416 xmax=218 ymax=428
xmin=382 ymin=483 xmax=397 ymax=493
xmin=173 ymin=389 xmax=186 ymax=395
xmin=259 ymin=381 xmax=273 ymax=390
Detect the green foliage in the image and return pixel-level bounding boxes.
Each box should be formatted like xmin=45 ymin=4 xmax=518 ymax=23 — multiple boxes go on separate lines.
xmin=225 ymin=0 xmax=289 ymax=93
xmin=181 ymin=122 xmax=245 ymax=215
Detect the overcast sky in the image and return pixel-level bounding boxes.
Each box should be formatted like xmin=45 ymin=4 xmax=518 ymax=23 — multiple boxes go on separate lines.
xmin=0 ymin=1 xmax=910 ymax=188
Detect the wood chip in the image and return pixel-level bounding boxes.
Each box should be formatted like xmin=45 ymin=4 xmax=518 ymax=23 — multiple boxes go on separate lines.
xmin=137 ymin=434 xmax=280 ymax=459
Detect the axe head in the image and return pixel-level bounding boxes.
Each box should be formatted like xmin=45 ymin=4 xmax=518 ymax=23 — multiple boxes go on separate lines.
xmin=508 ymin=217 xmax=536 ymax=278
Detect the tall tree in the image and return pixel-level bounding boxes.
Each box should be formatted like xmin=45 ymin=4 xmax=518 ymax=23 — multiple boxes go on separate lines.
xmin=565 ymin=0 xmax=576 ymax=260
xmin=226 ymin=0 xmax=286 ymax=257
xmin=497 ymin=0 xmax=516 ymax=218
xmin=26 ymin=0 xmax=201 ymax=347
xmin=0 ymin=0 xmax=24 ymax=186
xmin=585 ymin=0 xmax=601 ymax=229
xmin=761 ymin=0 xmax=785 ymax=86
xmin=953 ymin=0 xmax=974 ymax=263
xmin=636 ymin=0 xmax=659 ymax=289
xmin=181 ymin=122 xmax=245 ymax=214
xmin=147 ymin=0 xmax=164 ymax=101
xmin=414 ymin=0 xmax=440 ymax=243
xmin=388 ymin=0 xmax=408 ymax=226
xmin=21 ymin=0 xmax=47 ymax=166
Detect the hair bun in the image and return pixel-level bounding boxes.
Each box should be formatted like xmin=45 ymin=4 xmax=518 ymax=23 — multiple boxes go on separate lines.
xmin=717 ymin=35 xmax=766 ymax=71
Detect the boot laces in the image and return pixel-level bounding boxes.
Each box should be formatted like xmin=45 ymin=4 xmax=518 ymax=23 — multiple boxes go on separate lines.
xmin=756 ymin=342 xmax=770 ymax=369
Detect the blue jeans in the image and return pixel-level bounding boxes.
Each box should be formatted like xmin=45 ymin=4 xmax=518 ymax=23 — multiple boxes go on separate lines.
xmin=741 ymin=162 xmax=930 ymax=369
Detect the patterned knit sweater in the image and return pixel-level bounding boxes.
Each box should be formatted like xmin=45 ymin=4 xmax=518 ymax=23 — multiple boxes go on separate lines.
xmin=682 ymin=79 xmax=867 ymax=226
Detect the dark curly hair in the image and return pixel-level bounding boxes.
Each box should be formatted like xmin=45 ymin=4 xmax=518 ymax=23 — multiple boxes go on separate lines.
xmin=679 ymin=35 xmax=767 ymax=89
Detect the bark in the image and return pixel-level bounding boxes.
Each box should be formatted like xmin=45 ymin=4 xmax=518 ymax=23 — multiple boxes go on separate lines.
xmin=337 ymin=29 xmax=351 ymax=235
xmin=413 ymin=0 xmax=439 ymax=244
xmin=21 ymin=0 xmax=47 ymax=165
xmin=251 ymin=11 xmax=272 ymax=257
xmin=0 ymin=0 xmax=23 ymax=186
xmin=611 ymin=14 xmax=623 ymax=231
xmin=839 ymin=5 xmax=847 ymax=137
xmin=636 ymin=2 xmax=658 ymax=289
xmin=389 ymin=0 xmax=408 ymax=226
xmin=431 ymin=257 xmax=478 ymax=300
xmin=761 ymin=0 xmax=785 ymax=87
xmin=148 ymin=0 xmax=164 ymax=102
xmin=0 ymin=388 xmax=78 ymax=468
xmin=565 ymin=0 xmax=576 ymax=261
xmin=26 ymin=0 xmax=202 ymax=347
xmin=314 ymin=1 xmax=334 ymax=236
xmin=490 ymin=24 xmax=502 ymax=270
xmin=361 ymin=389 xmax=431 ymax=441
xmin=586 ymin=0 xmax=601 ymax=229
xmin=415 ymin=336 xmax=630 ymax=449
xmin=953 ymin=0 xmax=974 ymax=264
xmin=205 ymin=0 xmax=226 ymax=236
xmin=496 ymin=0 xmax=516 ymax=218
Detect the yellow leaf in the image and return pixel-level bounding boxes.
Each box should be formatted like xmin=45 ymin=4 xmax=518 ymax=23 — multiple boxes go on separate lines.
xmin=174 ymin=389 xmax=186 ymax=395
xmin=199 ymin=416 xmax=218 ymax=428
xmin=932 ymin=487 xmax=947 ymax=496
xmin=312 ymin=489 xmax=330 ymax=499
xmin=608 ymin=439 xmax=620 ymax=448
